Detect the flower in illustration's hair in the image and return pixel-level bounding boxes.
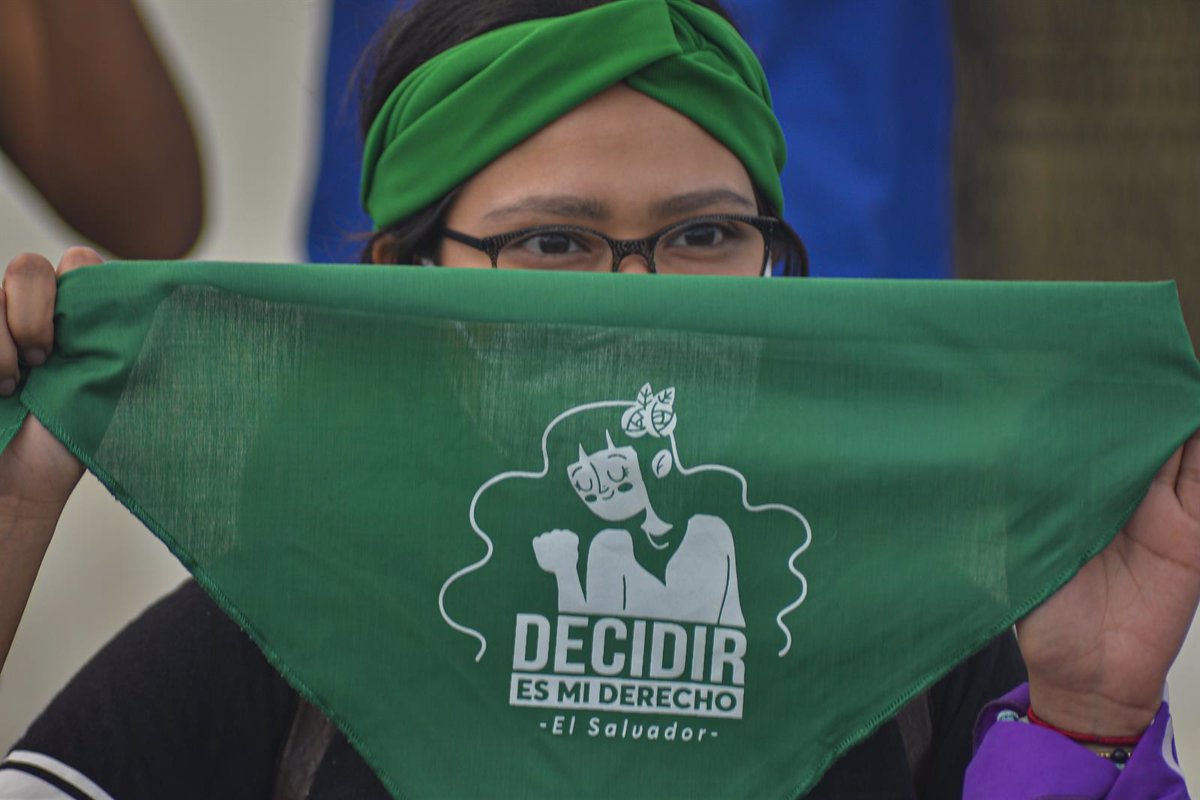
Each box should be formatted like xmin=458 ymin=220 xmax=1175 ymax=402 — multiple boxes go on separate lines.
xmin=621 ymin=383 xmax=677 ymax=439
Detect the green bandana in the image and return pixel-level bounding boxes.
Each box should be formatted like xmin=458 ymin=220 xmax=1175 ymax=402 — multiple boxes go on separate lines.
xmin=360 ymin=0 xmax=787 ymax=229
xmin=3 ymin=264 xmax=1198 ymax=798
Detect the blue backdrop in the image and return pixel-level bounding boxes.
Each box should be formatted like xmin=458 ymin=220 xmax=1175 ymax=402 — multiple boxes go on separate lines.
xmin=305 ymin=0 xmax=952 ymax=279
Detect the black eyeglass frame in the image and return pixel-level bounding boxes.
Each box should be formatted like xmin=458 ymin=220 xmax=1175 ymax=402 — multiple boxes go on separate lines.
xmin=441 ymin=214 xmax=800 ymax=276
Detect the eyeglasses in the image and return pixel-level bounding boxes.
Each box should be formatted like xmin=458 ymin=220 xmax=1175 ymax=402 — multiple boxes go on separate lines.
xmin=441 ymin=214 xmax=782 ymax=276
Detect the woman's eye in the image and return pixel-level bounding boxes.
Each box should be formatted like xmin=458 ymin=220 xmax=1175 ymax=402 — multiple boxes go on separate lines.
xmin=517 ymin=233 xmax=584 ymax=256
xmin=500 ymin=229 xmax=606 ymax=271
xmin=668 ymin=223 xmax=736 ymax=249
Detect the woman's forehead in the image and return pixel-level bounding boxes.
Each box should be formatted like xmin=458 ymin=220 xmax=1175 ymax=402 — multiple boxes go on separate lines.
xmin=448 ymin=85 xmax=756 ymax=226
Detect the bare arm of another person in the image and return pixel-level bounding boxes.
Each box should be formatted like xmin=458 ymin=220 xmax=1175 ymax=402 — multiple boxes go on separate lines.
xmin=0 ymin=250 xmax=98 ymax=674
xmin=0 ymin=2 xmax=202 ymax=258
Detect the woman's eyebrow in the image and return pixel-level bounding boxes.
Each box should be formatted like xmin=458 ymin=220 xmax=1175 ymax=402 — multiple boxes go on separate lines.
xmin=651 ymin=189 xmax=756 ymax=218
xmin=482 ymin=195 xmax=610 ymax=222
xmin=480 ymin=188 xmax=755 ymax=225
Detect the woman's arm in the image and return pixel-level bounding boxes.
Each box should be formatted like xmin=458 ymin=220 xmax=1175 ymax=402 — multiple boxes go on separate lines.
xmin=0 ymin=250 xmax=96 ymax=674
xmin=1017 ymin=432 xmax=1200 ymax=737
xmin=0 ymin=420 xmax=79 ymax=673
xmin=0 ymin=1 xmax=203 ymax=258
xmin=961 ymin=433 xmax=1200 ymax=798
xmin=966 ymin=684 xmax=1189 ymax=799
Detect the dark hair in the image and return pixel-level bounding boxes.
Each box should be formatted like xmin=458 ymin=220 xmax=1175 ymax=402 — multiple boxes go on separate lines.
xmin=359 ymin=0 xmax=808 ymax=277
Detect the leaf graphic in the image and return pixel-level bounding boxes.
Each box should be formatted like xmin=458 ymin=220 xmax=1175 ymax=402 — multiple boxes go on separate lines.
xmin=650 ymin=406 xmax=677 ymax=437
xmin=621 ymin=405 xmax=648 ymax=438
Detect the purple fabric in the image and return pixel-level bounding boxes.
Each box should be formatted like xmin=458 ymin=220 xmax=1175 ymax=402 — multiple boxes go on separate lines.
xmin=965 ymin=683 xmax=1191 ymax=799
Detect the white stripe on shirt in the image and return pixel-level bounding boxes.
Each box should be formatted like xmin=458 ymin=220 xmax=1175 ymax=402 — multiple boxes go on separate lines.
xmin=0 ymin=751 xmax=116 ymax=800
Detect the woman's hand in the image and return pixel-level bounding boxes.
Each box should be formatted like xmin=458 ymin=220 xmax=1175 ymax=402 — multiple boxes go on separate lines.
xmin=0 ymin=248 xmax=98 ymax=672
xmin=1017 ymin=430 xmax=1200 ymax=736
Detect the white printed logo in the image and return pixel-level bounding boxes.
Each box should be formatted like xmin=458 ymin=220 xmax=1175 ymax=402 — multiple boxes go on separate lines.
xmin=439 ymin=384 xmax=811 ymax=730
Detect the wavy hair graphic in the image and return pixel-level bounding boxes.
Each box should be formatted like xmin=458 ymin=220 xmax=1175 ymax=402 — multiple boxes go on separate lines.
xmin=438 ymin=384 xmax=812 ymax=661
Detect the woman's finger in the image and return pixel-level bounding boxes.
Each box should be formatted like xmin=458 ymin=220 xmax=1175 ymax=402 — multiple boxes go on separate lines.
xmin=2 ymin=253 xmax=57 ymax=366
xmin=57 ymin=246 xmax=104 ymax=277
xmin=0 ymin=288 xmax=17 ymax=395
xmin=1153 ymin=440 xmax=1184 ymax=489
xmin=1175 ymin=429 xmax=1200 ymax=522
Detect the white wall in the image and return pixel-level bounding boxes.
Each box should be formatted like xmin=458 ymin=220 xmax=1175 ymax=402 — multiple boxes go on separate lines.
xmin=0 ymin=0 xmax=1197 ymax=788
xmin=0 ymin=0 xmax=328 ymax=748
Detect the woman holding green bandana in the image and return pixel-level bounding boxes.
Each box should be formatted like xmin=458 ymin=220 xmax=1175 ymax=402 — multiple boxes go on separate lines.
xmin=0 ymin=1 xmax=1195 ymax=798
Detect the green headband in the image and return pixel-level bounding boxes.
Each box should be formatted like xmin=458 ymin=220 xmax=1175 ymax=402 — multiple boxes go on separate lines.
xmin=360 ymin=0 xmax=787 ymax=230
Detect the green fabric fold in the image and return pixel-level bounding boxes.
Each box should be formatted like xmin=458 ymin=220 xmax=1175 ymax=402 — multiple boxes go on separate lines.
xmin=4 ymin=261 xmax=1199 ymax=799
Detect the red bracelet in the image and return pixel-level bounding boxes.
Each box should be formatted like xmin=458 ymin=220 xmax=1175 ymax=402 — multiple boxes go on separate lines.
xmin=1026 ymin=707 xmax=1144 ymax=747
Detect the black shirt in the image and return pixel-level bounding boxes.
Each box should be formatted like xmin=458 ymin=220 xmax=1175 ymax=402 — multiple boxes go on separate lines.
xmin=4 ymin=581 xmax=1026 ymax=799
